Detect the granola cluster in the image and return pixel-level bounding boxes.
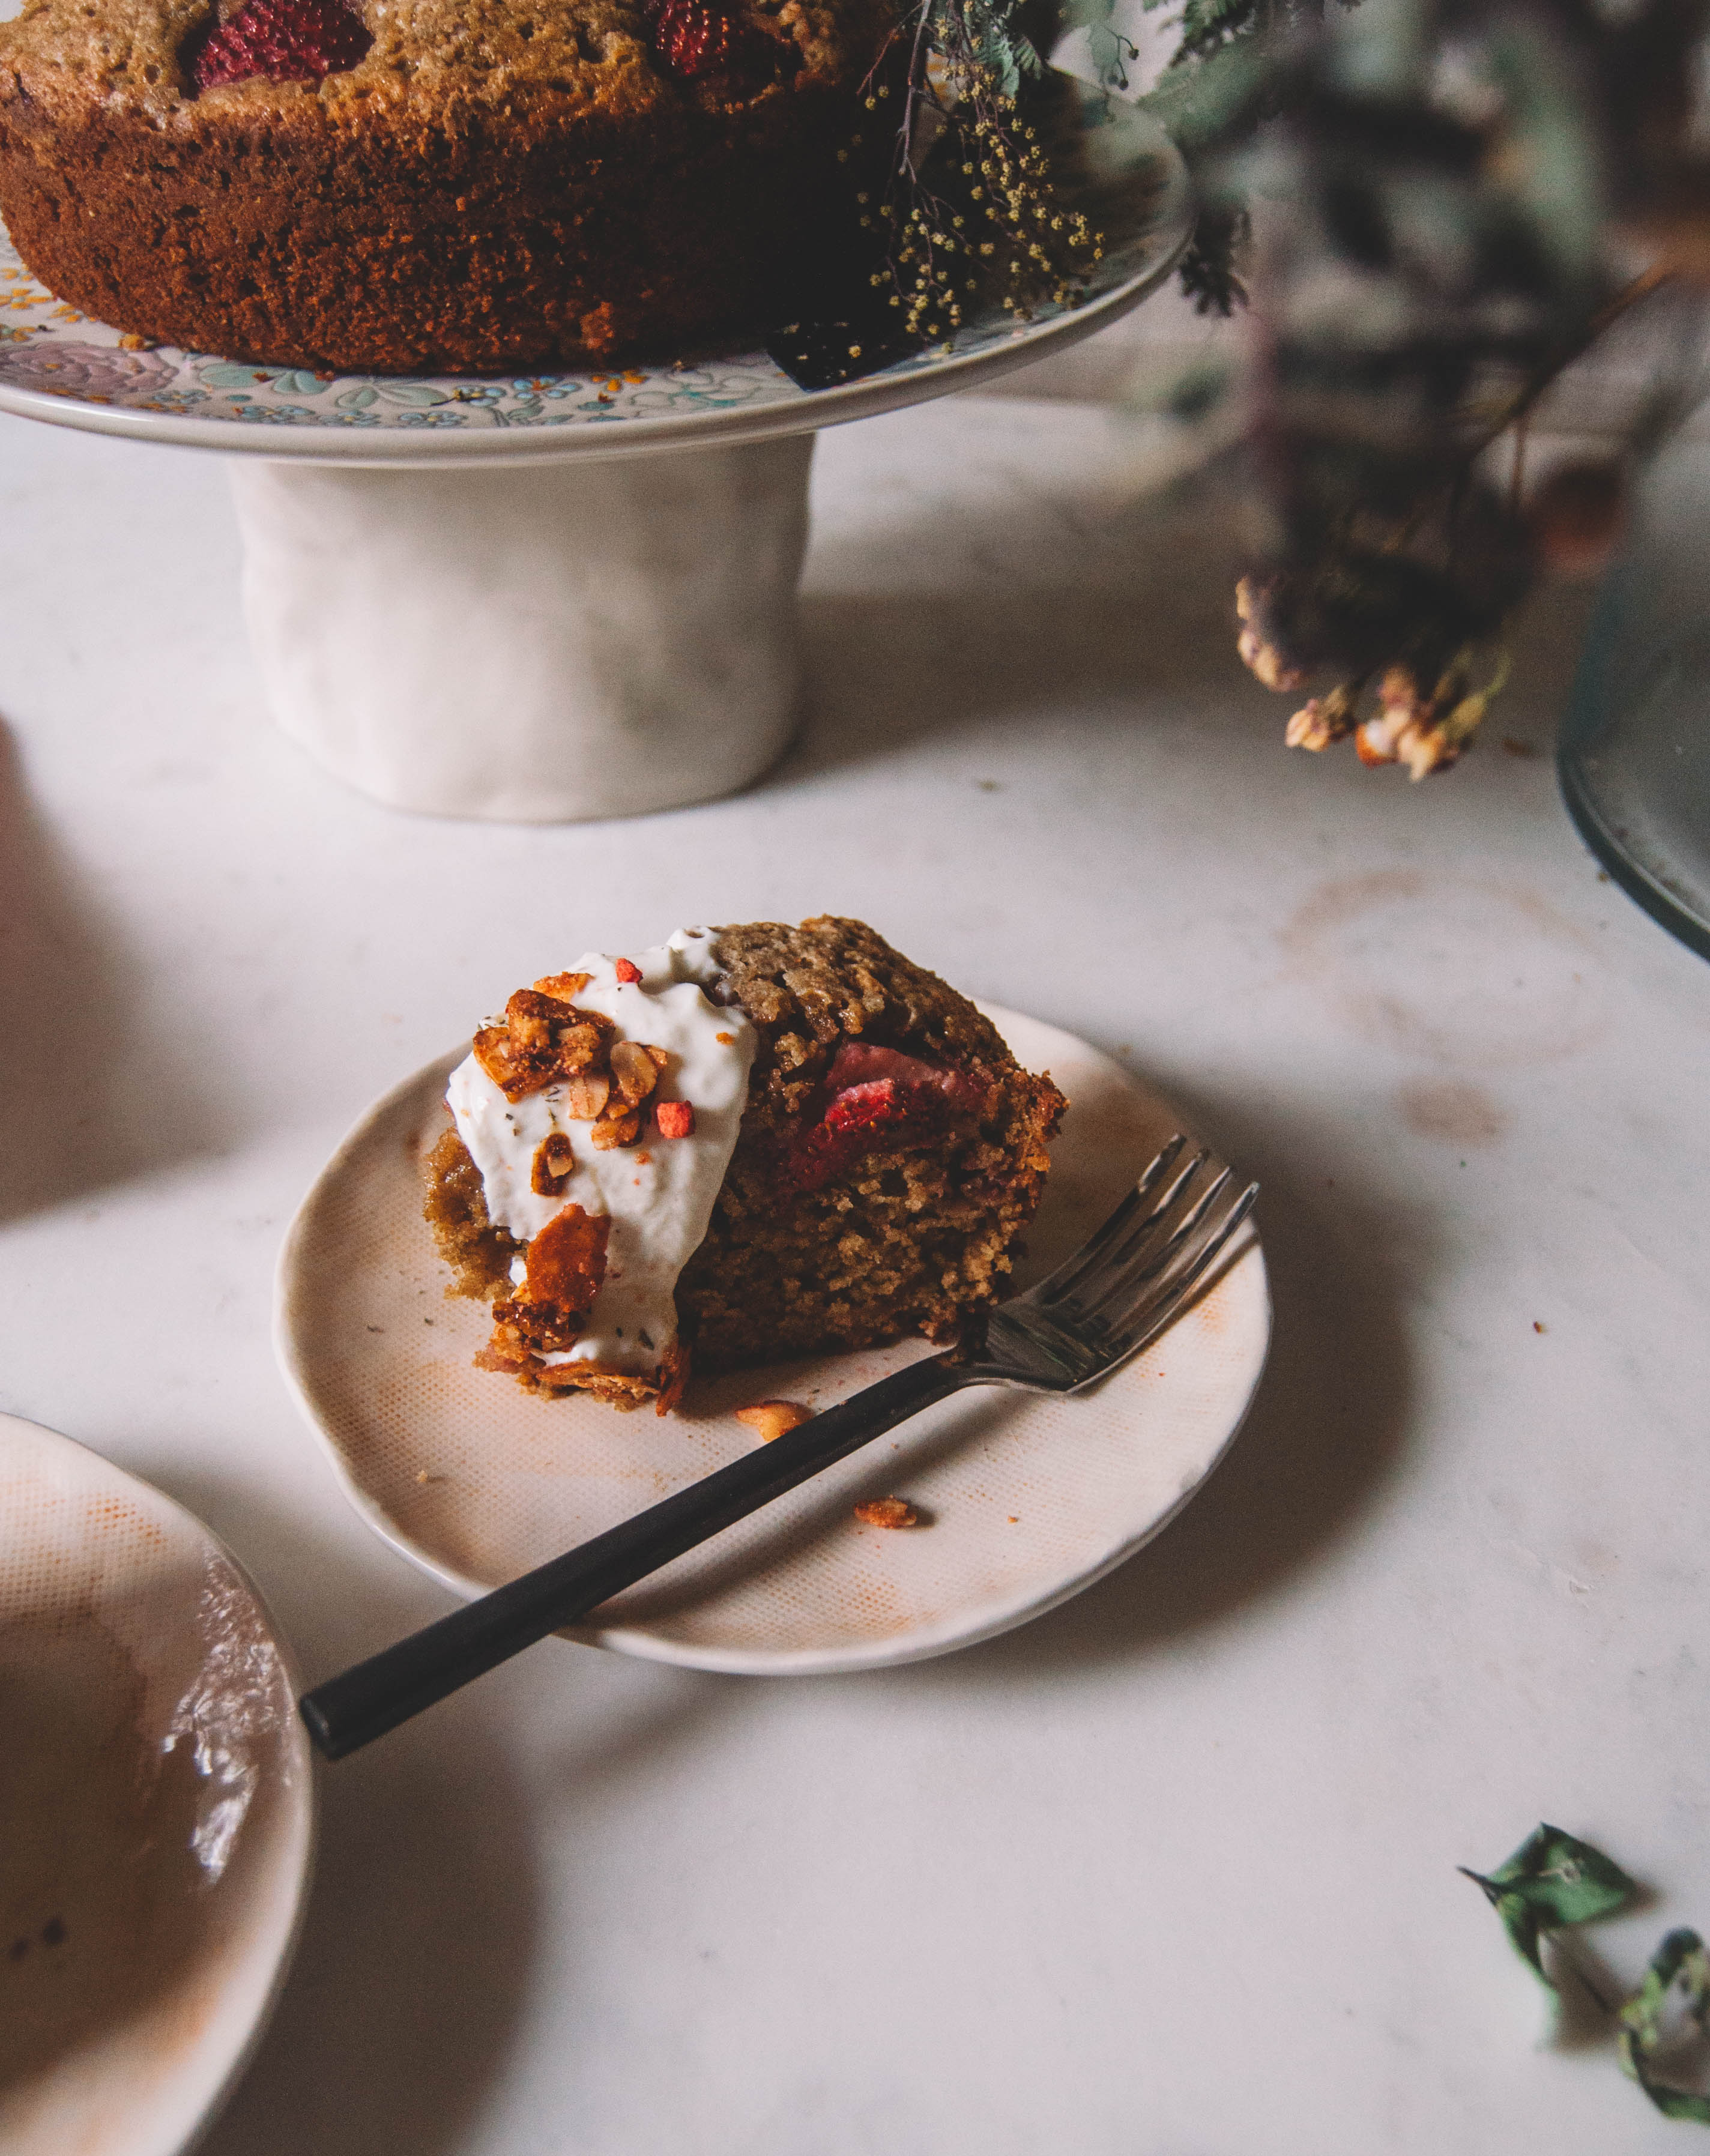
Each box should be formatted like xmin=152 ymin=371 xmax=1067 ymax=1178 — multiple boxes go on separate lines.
xmin=486 ymin=1203 xmax=612 ymax=1360
xmin=464 ymin=970 xmax=698 ymax=1397
xmin=473 ymin=974 xmax=676 ymax=1159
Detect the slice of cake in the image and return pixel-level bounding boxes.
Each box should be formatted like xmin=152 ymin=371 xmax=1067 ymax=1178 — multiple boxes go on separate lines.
xmin=423 ymin=917 xmax=1066 ymax=1411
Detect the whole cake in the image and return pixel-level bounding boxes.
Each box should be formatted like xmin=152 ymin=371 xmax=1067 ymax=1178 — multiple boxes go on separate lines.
xmin=0 ymin=0 xmax=889 ymax=371
xmin=423 ymin=917 xmax=1066 ymax=1410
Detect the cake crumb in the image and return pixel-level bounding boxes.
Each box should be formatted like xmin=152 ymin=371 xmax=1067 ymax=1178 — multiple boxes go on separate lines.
xmin=736 ymin=1400 xmax=813 ymax=1443
xmin=1533 ymin=1320 xmax=1547 ymax=1333
xmin=854 ymin=1497 xmax=917 ymax=1529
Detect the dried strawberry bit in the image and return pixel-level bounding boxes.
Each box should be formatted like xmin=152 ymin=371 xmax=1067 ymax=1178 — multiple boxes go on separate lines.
xmin=647 ymin=0 xmax=770 ymax=81
xmin=530 ymin=1131 xmax=576 ymax=1196
xmin=190 ymin=0 xmax=370 ymax=91
xmin=656 ymin=1100 xmax=696 ymax=1139
xmin=854 ymin=1497 xmax=917 ymax=1529
xmin=614 ymin=958 xmax=643 ymax=985
xmin=786 ymin=1051 xmax=986 ymax=1191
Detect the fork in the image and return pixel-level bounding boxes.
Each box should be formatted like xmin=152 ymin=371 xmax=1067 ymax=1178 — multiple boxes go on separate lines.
xmin=298 ymin=1137 xmax=1257 ymax=1760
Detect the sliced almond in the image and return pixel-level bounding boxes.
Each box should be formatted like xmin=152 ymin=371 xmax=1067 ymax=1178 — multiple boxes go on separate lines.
xmin=560 ymin=1070 xmax=612 ymax=1121
xmin=735 ymin=1400 xmax=814 ymax=1443
xmin=591 ymin=1105 xmax=642 ymax=1150
xmin=854 ymin=1497 xmax=917 ymax=1529
xmin=530 ymin=1131 xmax=576 ymax=1195
xmin=611 ymin=1039 xmax=661 ymax=1107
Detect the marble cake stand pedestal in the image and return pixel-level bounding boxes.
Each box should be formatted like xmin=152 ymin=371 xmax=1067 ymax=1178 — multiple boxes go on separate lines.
xmin=225 ymin=437 xmax=817 ymax=823
xmin=0 ymin=118 xmax=1188 ymax=823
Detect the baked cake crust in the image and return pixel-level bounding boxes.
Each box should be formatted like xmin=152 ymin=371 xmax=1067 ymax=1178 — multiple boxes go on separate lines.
xmin=0 ymin=0 xmax=889 ymax=371
xmin=675 ymin=915 xmax=1063 ymax=1367
xmin=424 ymin=917 xmax=1066 ymax=1407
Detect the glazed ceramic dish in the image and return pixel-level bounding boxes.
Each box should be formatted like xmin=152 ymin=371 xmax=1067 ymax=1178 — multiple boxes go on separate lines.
xmin=0 ymin=107 xmax=1189 ymax=465
xmin=276 ymin=1008 xmax=1270 ymax=1674
xmin=0 ymin=1415 xmax=313 ymax=2156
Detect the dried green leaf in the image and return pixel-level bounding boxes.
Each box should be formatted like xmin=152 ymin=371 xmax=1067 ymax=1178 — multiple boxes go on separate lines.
xmin=1461 ymin=1825 xmax=1637 ymax=1988
xmin=1460 ymin=1870 xmax=1550 ymax=1982
xmin=1490 ymin=1825 xmax=1639 ymax=1928
xmin=1619 ymin=1930 xmax=1710 ymax=2124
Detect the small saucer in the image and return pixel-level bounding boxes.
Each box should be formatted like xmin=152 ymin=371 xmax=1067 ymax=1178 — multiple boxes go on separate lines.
xmin=277 ymin=1007 xmax=1270 ymax=1674
xmin=0 ymin=1416 xmax=314 ymax=2156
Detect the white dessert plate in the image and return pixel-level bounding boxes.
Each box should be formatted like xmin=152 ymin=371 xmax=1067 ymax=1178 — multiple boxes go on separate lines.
xmin=0 ymin=1414 xmax=313 ymax=2156
xmin=276 ymin=1007 xmax=1269 ymax=1676
xmin=0 ymin=107 xmax=1189 ymax=465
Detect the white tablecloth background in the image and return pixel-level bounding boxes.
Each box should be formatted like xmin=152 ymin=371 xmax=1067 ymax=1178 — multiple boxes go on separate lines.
xmin=2 ymin=377 xmax=1707 ymax=2155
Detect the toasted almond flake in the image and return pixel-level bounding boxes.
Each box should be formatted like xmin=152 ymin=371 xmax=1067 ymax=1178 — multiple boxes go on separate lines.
xmin=591 ymin=1105 xmax=642 ymax=1150
xmin=611 ymin=1039 xmax=661 ymax=1106
xmin=534 ymin=970 xmax=593 ymax=999
xmin=854 ymin=1497 xmax=917 ymax=1529
xmin=530 ymin=1131 xmax=576 ymax=1194
xmin=560 ymin=1070 xmax=612 ymax=1121
xmin=736 ymin=1400 xmax=814 ymax=1443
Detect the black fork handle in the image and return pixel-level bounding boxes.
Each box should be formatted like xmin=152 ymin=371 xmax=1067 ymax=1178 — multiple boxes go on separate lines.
xmin=299 ymin=1354 xmax=968 ymax=1760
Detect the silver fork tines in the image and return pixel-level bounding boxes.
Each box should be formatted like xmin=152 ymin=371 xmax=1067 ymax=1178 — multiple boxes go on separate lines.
xmin=968 ymin=1137 xmax=1258 ymax=1394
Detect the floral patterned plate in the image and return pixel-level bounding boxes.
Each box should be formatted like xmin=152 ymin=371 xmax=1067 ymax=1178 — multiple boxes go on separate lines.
xmin=0 ymin=111 xmax=1187 ymax=465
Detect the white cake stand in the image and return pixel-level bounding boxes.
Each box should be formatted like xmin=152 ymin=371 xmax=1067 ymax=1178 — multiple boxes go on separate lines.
xmin=0 ymin=115 xmax=1189 ymax=823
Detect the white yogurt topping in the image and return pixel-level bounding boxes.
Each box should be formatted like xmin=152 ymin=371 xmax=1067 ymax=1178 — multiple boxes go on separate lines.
xmin=446 ymin=929 xmax=755 ymax=1377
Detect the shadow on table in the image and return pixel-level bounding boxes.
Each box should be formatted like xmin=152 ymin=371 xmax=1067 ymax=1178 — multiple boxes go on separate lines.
xmin=0 ymin=716 xmax=230 ymax=1224
xmin=912 ymin=1102 xmax=1415 ymax=1684
xmin=143 ymin=1469 xmax=543 ymax=2156
xmin=151 ymin=1465 xmax=746 ymax=2156
xmin=788 ymin=466 xmax=1252 ymax=781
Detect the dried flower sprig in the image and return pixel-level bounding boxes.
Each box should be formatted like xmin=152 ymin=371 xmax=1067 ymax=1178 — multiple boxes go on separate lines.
xmin=856 ymin=0 xmax=1108 ymax=352
xmin=1102 ymin=0 xmax=1710 ymax=779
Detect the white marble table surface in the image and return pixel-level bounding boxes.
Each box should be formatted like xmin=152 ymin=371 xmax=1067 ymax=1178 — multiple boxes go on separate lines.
xmin=2 ymin=387 xmax=1708 ymax=2156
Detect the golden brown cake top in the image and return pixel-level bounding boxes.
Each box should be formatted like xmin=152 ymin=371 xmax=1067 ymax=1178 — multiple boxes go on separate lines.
xmin=707 ymin=915 xmax=1019 ymax=1119
xmin=0 ymin=0 xmax=887 ymax=126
